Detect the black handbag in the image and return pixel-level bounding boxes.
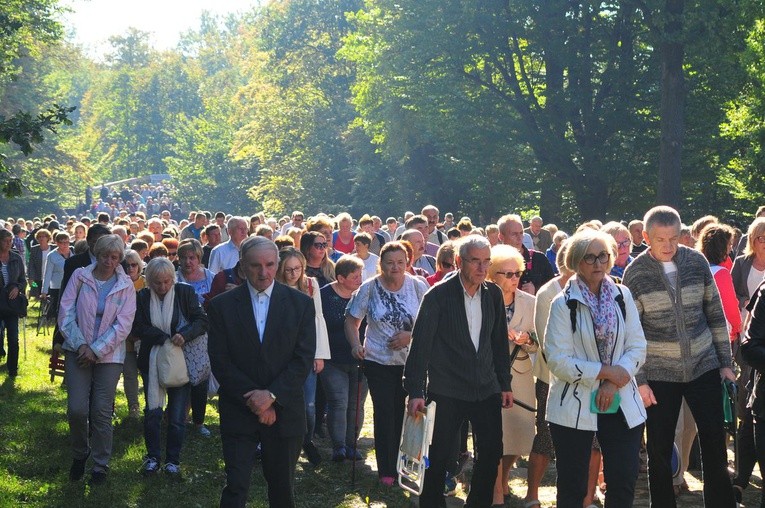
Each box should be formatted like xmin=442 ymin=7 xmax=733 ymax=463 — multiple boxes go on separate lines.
xmin=0 ymin=286 xmax=28 ymax=317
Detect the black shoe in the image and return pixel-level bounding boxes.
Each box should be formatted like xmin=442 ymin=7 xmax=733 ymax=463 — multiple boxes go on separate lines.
xmin=303 ymin=441 xmax=322 ymax=466
xmin=69 ymin=452 xmax=90 ymax=481
xmin=88 ymin=470 xmax=107 ymax=486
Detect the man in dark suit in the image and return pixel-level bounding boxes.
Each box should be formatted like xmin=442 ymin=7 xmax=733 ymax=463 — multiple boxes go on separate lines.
xmin=405 ymin=235 xmax=513 ymax=508
xmin=208 ymin=236 xmax=316 ymax=508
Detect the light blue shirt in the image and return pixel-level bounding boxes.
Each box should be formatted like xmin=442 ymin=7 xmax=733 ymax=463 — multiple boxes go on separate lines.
xmin=247 ymin=279 xmax=274 ymax=342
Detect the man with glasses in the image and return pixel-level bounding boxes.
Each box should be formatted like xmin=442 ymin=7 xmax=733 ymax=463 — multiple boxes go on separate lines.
xmin=280 ymin=211 xmax=305 ymax=235
xmin=524 ymin=216 xmax=552 ymax=252
xmin=405 ymin=235 xmax=513 ymax=508
xmin=622 ymin=206 xmax=735 ymax=507
xmin=602 ymin=221 xmax=635 ymax=279
xmin=497 ymin=214 xmax=554 ymax=295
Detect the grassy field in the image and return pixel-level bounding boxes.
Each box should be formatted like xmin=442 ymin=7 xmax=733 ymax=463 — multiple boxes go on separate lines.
xmin=1 ymin=304 xmax=761 ymax=507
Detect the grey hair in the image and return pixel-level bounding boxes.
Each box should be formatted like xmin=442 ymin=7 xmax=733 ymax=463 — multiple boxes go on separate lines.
xmin=457 ymin=235 xmax=491 ymax=259
xmin=240 ymin=235 xmax=278 ymax=260
xmin=93 ymin=234 xmax=125 ymax=262
xmin=144 ymin=257 xmax=176 ymax=286
xmin=123 ymin=249 xmax=143 ymax=269
xmin=601 ymin=221 xmax=630 ymax=239
xmin=643 ymin=206 xmax=681 ymax=233
xmin=564 ymin=229 xmax=616 ymax=274
xmin=496 ymin=214 xmax=523 ymax=236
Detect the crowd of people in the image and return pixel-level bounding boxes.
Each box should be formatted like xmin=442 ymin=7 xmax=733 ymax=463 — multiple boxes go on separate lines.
xmin=1 ymin=202 xmax=764 ymax=508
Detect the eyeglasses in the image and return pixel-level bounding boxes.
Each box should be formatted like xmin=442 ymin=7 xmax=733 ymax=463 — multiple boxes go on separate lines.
xmin=495 ymin=270 xmax=524 ymax=279
xmin=283 ymin=267 xmax=303 ymax=275
xmin=312 ymin=242 xmax=328 ymax=250
xmin=168 ymin=251 xmax=178 ymax=257
xmin=127 ymin=263 xmax=140 ymax=268
xmin=616 ymin=239 xmax=631 ymax=249
xmin=756 ymin=236 xmax=765 ymax=244
xmin=582 ymin=252 xmax=611 ymax=265
xmin=464 ymin=259 xmax=492 ymax=268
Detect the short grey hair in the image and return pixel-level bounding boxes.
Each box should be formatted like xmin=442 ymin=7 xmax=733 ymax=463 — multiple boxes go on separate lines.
xmin=643 ymin=206 xmax=681 ymax=233
xmin=496 ymin=214 xmax=523 ymax=236
xmin=123 ymin=249 xmax=143 ymax=269
xmin=93 ymin=234 xmax=125 ymax=262
xmin=240 ymin=235 xmax=278 ymax=260
xmin=457 ymin=235 xmax=491 ymax=259
xmin=564 ymin=229 xmax=616 ymax=274
xmin=601 ymin=221 xmax=629 ymax=239
xmin=144 ymin=257 xmax=176 ymax=286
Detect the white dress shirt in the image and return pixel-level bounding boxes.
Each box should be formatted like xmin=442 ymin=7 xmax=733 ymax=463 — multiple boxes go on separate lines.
xmin=247 ymin=279 xmax=274 ymax=342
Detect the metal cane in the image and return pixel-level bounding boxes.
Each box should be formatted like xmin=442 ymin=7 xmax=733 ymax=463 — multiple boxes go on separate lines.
xmin=351 ymin=361 xmax=363 ymax=487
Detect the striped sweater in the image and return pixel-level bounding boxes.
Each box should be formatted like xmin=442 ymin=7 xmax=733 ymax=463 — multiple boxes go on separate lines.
xmin=622 ymin=245 xmax=732 ymax=384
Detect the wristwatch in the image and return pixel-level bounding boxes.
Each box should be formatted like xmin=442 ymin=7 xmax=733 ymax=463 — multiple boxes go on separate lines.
xmin=268 ymin=391 xmax=276 ymax=402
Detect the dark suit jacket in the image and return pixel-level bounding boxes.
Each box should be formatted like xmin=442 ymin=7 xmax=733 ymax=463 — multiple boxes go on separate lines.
xmin=404 ymin=273 xmax=512 ymax=401
xmin=207 ymin=281 xmax=316 ymax=438
xmin=61 ymin=251 xmax=93 ymax=295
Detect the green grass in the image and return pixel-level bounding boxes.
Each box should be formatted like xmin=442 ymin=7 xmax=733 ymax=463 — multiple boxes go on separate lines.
xmin=0 ymin=305 xmax=422 ymax=508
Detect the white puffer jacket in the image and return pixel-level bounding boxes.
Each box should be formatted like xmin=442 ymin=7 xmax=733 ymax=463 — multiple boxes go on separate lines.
xmin=544 ymin=277 xmax=647 ymax=431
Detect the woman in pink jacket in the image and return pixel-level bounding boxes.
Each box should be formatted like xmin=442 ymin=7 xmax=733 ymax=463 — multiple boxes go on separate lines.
xmin=58 ymin=234 xmax=136 ymax=486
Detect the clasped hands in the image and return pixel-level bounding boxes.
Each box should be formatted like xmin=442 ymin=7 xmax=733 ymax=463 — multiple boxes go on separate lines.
xmin=76 ymin=344 xmax=97 ymax=367
xmin=244 ymin=389 xmax=277 ymax=426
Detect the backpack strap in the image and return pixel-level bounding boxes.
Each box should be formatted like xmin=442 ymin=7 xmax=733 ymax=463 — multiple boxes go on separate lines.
xmin=615 ymin=285 xmax=627 ymax=320
xmin=566 ymin=298 xmax=578 ymax=333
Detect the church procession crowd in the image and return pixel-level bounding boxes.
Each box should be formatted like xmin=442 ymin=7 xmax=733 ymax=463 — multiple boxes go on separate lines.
xmin=2 ymin=191 xmax=765 ymax=508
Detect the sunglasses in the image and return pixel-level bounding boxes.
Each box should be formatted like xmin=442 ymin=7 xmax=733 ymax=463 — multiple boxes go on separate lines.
xmin=583 ymin=252 xmax=610 ymax=265
xmin=495 ymin=270 xmax=524 ymax=279
xmin=312 ymin=242 xmax=328 ymax=250
xmin=168 ymin=251 xmax=178 ymax=257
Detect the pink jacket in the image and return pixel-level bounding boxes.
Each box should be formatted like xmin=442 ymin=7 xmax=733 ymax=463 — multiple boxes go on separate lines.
xmin=58 ymin=264 xmax=136 ymax=364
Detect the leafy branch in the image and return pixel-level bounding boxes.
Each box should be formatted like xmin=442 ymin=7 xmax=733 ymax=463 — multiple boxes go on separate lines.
xmin=0 ymin=104 xmax=75 ymax=197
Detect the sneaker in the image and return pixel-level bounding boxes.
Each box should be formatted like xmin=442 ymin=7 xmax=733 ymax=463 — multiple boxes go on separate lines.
xmin=197 ymin=425 xmax=211 ymax=438
xmin=444 ymin=474 xmax=458 ymax=496
xmin=332 ymin=447 xmax=347 ymax=462
xmin=88 ymin=470 xmax=107 ymax=486
xmin=69 ymin=452 xmax=90 ymax=482
xmin=345 ymin=447 xmax=363 ymax=461
xmin=141 ymin=456 xmax=160 ymax=476
xmin=163 ymin=462 xmax=181 ymax=477
xmin=303 ymin=441 xmax=322 ymax=466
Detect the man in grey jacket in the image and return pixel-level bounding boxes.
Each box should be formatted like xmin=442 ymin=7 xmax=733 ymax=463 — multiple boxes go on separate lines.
xmin=622 ymin=205 xmax=735 ymax=508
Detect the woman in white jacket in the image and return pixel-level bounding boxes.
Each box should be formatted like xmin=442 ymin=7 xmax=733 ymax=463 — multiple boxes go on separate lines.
xmin=545 ymin=229 xmax=647 ymax=508
xmin=276 ymin=246 xmax=330 ymax=466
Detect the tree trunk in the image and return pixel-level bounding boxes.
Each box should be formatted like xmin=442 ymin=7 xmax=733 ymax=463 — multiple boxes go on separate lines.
xmin=657 ymin=0 xmax=685 ymax=208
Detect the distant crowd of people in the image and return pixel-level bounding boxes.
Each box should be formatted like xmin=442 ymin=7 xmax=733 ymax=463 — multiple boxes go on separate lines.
xmin=1 ymin=202 xmax=765 ymax=508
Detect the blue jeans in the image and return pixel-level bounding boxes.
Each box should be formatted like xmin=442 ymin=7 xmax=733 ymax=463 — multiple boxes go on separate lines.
xmin=303 ymin=370 xmax=317 ymax=444
xmin=141 ymin=369 xmax=190 ymax=465
xmin=550 ymin=411 xmax=644 ymax=508
xmin=320 ymin=361 xmax=368 ymax=451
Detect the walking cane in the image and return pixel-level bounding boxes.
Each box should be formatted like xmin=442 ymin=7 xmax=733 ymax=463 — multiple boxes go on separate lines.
xmin=351 ymin=361 xmax=363 ymax=488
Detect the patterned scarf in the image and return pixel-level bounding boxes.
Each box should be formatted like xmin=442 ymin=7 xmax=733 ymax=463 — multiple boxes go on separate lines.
xmin=576 ymin=276 xmax=618 ymax=365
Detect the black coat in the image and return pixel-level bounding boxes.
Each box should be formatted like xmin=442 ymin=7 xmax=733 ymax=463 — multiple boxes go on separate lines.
xmin=741 ymin=281 xmax=765 ymax=418
xmin=131 ymin=282 xmax=209 ymax=373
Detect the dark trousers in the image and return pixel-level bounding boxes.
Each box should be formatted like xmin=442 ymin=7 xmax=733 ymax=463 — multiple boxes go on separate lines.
xmin=550 ymin=412 xmax=643 ymax=508
xmin=190 ymin=378 xmax=208 ymax=425
xmin=363 ymin=360 xmax=406 ymax=478
xmin=0 ymin=312 xmax=19 ymax=376
xmin=646 ymin=369 xmax=735 ymax=508
xmin=753 ymin=414 xmax=765 ymax=508
xmin=420 ymin=392 xmax=503 ymax=508
xmin=219 ymin=425 xmax=302 ymax=508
